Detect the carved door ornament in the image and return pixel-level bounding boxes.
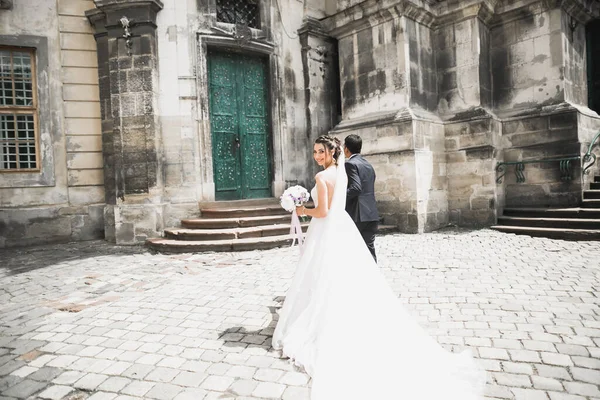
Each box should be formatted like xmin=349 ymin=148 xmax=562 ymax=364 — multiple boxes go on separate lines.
xmin=0 ymin=0 xmax=13 ymax=10
xmin=233 ymin=23 xmax=253 ymax=45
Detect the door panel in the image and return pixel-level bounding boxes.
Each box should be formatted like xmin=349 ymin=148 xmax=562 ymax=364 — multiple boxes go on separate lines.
xmin=239 ymin=55 xmax=271 ymax=198
xmin=208 ymin=53 xmax=241 ymax=199
xmin=208 ymin=51 xmax=271 ymax=200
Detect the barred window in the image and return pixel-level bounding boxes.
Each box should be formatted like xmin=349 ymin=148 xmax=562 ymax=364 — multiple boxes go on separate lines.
xmin=216 ymin=0 xmax=260 ymax=29
xmin=0 ymin=47 xmax=38 ymax=172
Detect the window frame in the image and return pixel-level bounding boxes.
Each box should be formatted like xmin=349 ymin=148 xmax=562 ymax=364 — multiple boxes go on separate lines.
xmin=215 ymin=0 xmax=262 ymax=29
xmin=0 ymin=46 xmax=40 ymax=173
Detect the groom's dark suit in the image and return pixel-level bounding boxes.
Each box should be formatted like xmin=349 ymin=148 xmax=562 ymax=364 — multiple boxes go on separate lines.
xmin=345 ymin=154 xmax=379 ymax=262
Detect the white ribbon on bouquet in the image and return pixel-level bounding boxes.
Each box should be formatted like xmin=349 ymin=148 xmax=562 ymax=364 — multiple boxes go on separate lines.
xmin=290 ymin=208 xmax=305 ymax=254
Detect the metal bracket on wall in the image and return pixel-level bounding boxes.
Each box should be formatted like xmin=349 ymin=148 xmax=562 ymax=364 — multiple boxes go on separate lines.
xmin=495 ymin=156 xmax=582 ymax=184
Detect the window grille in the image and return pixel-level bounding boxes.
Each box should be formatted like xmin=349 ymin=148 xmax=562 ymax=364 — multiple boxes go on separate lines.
xmin=0 ymin=47 xmax=38 ymax=171
xmin=216 ymin=0 xmax=260 ymax=29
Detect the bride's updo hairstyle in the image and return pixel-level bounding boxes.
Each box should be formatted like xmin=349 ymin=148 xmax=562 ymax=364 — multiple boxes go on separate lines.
xmin=314 ymin=135 xmax=342 ymax=165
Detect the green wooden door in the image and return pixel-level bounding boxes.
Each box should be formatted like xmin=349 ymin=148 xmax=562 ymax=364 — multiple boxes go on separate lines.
xmin=208 ymin=51 xmax=271 ymax=200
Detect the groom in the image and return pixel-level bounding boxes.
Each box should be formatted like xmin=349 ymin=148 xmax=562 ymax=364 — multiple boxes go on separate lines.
xmin=344 ymin=134 xmax=379 ymax=262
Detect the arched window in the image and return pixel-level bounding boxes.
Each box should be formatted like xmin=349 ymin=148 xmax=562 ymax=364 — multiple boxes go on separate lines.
xmin=216 ymin=0 xmax=261 ymax=29
xmin=587 ymin=19 xmax=600 ymax=114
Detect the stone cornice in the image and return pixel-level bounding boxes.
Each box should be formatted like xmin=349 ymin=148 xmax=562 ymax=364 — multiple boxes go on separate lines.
xmin=86 ymin=8 xmax=108 ymax=37
xmin=86 ymin=0 xmax=164 ymax=32
xmin=324 ymin=0 xmax=599 ymax=36
xmin=93 ymin=0 xmax=164 ymax=13
xmin=434 ymin=1 xmax=496 ymax=28
xmin=323 ymin=0 xmax=436 ymax=39
xmin=298 ymin=16 xmax=335 ymax=41
xmin=492 ymin=0 xmax=599 ymax=26
xmin=559 ymin=0 xmax=600 ymax=23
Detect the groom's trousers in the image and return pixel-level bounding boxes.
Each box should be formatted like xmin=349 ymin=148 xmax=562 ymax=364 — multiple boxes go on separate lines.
xmin=356 ymin=220 xmax=378 ymax=263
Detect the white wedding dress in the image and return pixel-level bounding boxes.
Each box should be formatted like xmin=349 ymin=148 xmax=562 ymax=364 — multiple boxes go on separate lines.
xmin=272 ymin=153 xmax=486 ymax=400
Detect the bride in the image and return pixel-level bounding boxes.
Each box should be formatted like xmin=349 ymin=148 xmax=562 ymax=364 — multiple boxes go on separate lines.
xmin=272 ymin=135 xmax=486 ymax=399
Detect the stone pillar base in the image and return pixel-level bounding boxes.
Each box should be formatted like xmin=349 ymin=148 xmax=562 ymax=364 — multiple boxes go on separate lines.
xmin=104 ymin=203 xmax=165 ymax=245
xmin=332 ymin=108 xmax=448 ymax=234
xmin=445 ymin=109 xmax=502 ymax=227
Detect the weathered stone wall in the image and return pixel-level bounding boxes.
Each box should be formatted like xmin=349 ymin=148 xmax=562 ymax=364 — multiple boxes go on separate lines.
xmin=338 ymin=17 xmax=409 ymax=120
xmin=501 ymin=110 xmax=582 ymax=207
xmin=436 ymin=17 xmax=491 ymax=114
xmin=407 ymin=18 xmax=436 ymax=111
xmin=446 ymin=117 xmax=502 ymax=227
xmin=3 ymin=0 xmax=600 ymax=246
xmin=413 ymin=119 xmax=447 ymax=231
xmin=434 ymin=7 xmax=500 ymax=228
xmin=578 ymin=111 xmax=600 ymax=187
xmin=333 ymin=120 xmax=419 ymax=232
xmin=154 ymin=0 xmax=202 ymax=227
xmin=563 ymin=13 xmax=587 ymax=106
xmin=327 ymin=0 xmax=599 ymax=232
xmin=0 ymin=0 xmax=104 ymax=248
xmin=491 ymin=7 xmax=564 ymax=111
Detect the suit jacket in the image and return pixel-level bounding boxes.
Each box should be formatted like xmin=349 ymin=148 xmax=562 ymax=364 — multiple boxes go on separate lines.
xmin=345 ymin=154 xmax=379 ymax=223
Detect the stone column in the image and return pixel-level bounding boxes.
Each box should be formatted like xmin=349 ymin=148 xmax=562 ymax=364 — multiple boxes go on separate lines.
xmin=87 ymin=0 xmax=165 ymax=244
xmin=436 ymin=2 xmax=503 ymax=227
xmin=298 ymin=17 xmax=340 ymax=178
xmin=323 ymin=1 xmax=448 ymax=233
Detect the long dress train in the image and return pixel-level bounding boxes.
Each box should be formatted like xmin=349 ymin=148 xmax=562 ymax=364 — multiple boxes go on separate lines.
xmin=272 ymin=153 xmax=486 ymax=400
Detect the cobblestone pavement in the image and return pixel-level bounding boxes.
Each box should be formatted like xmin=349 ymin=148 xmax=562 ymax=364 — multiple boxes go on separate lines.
xmin=0 ymin=228 xmax=599 ymax=400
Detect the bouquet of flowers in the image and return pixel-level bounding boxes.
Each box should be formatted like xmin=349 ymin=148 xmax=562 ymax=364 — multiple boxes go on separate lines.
xmin=279 ymin=185 xmax=310 ymax=212
xmin=280 ymin=185 xmax=310 ymax=253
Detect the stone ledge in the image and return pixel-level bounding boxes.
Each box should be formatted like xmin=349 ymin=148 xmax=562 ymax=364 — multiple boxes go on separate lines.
xmin=331 ymin=107 xmax=443 ymax=134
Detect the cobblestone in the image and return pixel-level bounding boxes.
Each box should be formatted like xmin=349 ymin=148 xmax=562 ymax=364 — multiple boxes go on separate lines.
xmin=1 ymin=229 xmax=599 ymax=399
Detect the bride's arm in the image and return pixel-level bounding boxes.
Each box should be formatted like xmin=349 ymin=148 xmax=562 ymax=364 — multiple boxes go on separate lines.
xmin=297 ymin=174 xmax=329 ymax=218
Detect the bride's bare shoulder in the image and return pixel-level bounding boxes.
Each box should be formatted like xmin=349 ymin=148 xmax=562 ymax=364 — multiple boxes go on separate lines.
xmin=315 ymin=168 xmax=336 ymax=184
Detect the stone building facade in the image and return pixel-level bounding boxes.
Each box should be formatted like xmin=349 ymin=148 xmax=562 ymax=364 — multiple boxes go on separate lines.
xmin=0 ymin=0 xmax=104 ymax=247
xmin=0 ymin=0 xmax=599 ymax=246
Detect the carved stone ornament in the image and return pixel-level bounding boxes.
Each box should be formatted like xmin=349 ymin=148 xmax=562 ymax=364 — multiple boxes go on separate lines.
xmin=233 ymin=23 xmax=252 ymax=45
xmin=0 ymin=0 xmax=13 ymax=10
xmin=120 ymin=15 xmax=133 ymax=55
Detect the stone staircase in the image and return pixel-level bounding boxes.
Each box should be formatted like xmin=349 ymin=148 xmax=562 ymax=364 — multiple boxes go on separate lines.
xmin=491 ymin=175 xmax=600 ymax=240
xmin=147 ymin=198 xmax=398 ymax=253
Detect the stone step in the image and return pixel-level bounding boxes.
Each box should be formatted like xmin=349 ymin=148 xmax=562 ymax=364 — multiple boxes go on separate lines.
xmin=582 ymin=199 xmax=600 ymax=208
xmin=147 ymin=234 xmax=296 ymax=253
xmin=148 ymin=224 xmax=399 ymax=253
xmin=491 ymin=225 xmax=600 ymax=241
xmin=591 ymin=182 xmax=600 ymax=190
xmin=583 ymin=189 xmax=600 ymax=199
xmin=377 ymin=224 xmax=399 ymax=234
xmin=165 ymin=223 xmax=310 ymax=241
xmin=200 ymin=205 xmax=288 ymax=219
xmin=502 ymin=207 xmax=600 ymax=219
xmin=497 ymin=216 xmax=600 ymax=230
xmin=182 ymin=214 xmax=293 ymax=229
